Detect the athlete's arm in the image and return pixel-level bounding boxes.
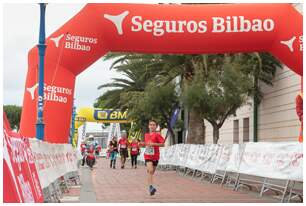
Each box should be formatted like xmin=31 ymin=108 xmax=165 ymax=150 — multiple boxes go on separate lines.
xmin=152 ymin=133 xmax=165 ymax=147
xmin=138 ymin=134 xmax=147 ymax=147
xmin=138 ymin=142 xmax=146 ymax=147
xmin=138 ymin=142 xmax=164 ymax=147
xmin=150 ymin=142 xmax=165 ymax=147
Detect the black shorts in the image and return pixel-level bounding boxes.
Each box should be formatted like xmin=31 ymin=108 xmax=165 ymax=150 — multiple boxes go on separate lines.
xmin=120 ymin=148 xmax=128 ymax=157
xmin=145 ymin=159 xmax=159 ymax=167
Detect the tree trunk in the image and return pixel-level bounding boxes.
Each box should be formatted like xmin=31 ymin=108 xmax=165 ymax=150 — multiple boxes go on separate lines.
xmin=212 ymin=124 xmax=219 ymax=144
xmin=187 ymin=110 xmax=205 ymax=144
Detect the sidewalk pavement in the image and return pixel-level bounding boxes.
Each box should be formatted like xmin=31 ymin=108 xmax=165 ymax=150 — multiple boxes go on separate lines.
xmin=75 ymin=157 xmax=278 ymax=203
xmin=80 ymin=166 xmax=97 ymax=202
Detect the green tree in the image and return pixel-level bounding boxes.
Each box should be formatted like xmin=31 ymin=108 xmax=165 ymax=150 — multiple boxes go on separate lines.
xmin=121 ymin=81 xmax=179 ymax=143
xmin=237 ymin=52 xmax=281 ymax=141
xmin=235 ymin=52 xmax=281 ymax=103
xmin=95 ymin=58 xmax=155 ymax=109
xmin=96 ymin=60 xmax=180 ymax=143
xmin=100 ymin=53 xmax=207 ymax=144
xmin=183 ymin=62 xmax=254 ymax=144
xmin=93 ymin=98 xmax=108 ymax=108
xmin=3 ymin=105 xmax=22 ymax=131
xmin=183 ymin=52 xmax=281 ymax=144
xmin=97 ymin=52 xmax=280 ymax=144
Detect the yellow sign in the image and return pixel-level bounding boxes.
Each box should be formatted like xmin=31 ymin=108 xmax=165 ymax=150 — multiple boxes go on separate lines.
xmin=72 ymin=107 xmax=130 ymax=148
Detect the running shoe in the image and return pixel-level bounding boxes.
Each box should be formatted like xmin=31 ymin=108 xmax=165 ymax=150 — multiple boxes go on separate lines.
xmin=149 ymin=186 xmax=156 ymax=196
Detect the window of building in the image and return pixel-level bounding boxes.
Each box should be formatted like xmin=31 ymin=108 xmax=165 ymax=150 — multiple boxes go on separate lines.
xmin=243 ymin=118 xmax=250 ymax=142
xmin=233 ymin=120 xmax=239 ymax=143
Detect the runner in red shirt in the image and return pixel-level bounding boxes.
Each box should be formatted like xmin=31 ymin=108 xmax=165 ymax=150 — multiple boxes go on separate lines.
xmin=118 ymin=134 xmax=129 ymax=169
xmin=86 ymin=144 xmax=96 ymax=170
xmin=80 ymin=142 xmax=87 ymax=166
xmin=139 ymin=120 xmax=165 ymax=196
xmin=129 ymin=139 xmax=140 ymax=169
xmin=95 ymin=144 xmax=102 ymax=156
xmin=80 ymin=142 xmax=86 ymax=155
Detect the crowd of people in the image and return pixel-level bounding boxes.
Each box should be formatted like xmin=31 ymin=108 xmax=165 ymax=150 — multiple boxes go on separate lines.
xmin=80 ymin=119 xmax=165 ymax=196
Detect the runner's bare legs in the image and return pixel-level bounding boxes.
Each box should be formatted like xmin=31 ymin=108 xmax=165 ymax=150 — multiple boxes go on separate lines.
xmin=120 ymin=154 xmax=126 ymax=168
xmin=141 ymin=120 xmax=164 ymax=195
xmin=146 ymin=161 xmax=154 ymax=187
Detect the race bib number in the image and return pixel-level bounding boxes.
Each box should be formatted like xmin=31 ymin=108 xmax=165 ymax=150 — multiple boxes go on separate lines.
xmin=132 ymin=148 xmax=138 ymax=152
xmin=145 ymin=146 xmax=154 ymax=155
xmin=121 ymin=144 xmax=127 ymax=149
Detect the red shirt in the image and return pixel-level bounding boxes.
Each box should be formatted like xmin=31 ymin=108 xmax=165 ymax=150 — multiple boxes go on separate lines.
xmin=119 ymin=138 xmax=128 ymax=149
xmin=80 ymin=143 xmax=86 ymax=152
xmin=130 ymin=142 xmax=140 ymax=155
xmin=87 ymin=146 xmax=95 ymax=160
xmin=144 ymin=132 xmax=165 ymax=161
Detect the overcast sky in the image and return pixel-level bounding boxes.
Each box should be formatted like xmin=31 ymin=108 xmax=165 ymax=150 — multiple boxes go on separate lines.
xmin=3 ymin=3 xmax=124 ymax=109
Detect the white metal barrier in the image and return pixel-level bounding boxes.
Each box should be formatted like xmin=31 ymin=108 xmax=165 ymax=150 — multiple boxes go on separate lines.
xmin=139 ymin=142 xmax=303 ymax=202
xmin=29 ymin=139 xmax=82 ymax=202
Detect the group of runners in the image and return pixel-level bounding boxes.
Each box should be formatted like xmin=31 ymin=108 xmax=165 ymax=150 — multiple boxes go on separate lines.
xmin=107 ymin=120 xmax=165 ymax=196
xmin=80 ymin=119 xmax=164 ymax=196
xmin=107 ymin=133 xmax=142 ymax=169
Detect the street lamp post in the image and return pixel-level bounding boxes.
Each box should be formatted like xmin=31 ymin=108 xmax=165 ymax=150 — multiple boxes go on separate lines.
xmin=36 ymin=3 xmax=47 ymax=141
xmin=70 ymin=104 xmax=76 ymax=144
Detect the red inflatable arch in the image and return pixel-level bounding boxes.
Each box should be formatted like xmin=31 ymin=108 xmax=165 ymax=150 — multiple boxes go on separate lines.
xmin=20 ymin=3 xmax=303 ymax=143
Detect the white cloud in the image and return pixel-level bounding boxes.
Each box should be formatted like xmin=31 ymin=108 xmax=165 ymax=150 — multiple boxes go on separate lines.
xmin=3 ymin=3 xmax=123 ymax=108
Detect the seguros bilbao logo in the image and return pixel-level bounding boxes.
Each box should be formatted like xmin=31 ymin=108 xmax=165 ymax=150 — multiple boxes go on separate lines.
xmin=27 ymin=83 xmax=72 ymax=104
xmin=50 ymin=33 xmax=98 ymax=52
xmin=103 ymin=11 xmax=276 ymax=37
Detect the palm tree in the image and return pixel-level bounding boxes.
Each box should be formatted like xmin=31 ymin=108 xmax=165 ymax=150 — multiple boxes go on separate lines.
xmin=100 ymin=53 xmax=208 ymax=144
xmin=96 ymin=56 xmax=180 ymax=143
xmin=96 ymin=58 xmax=155 ymax=109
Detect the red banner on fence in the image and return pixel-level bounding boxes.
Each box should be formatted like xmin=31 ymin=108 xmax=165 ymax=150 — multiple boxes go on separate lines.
xmin=3 ymin=113 xmax=44 ymax=203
